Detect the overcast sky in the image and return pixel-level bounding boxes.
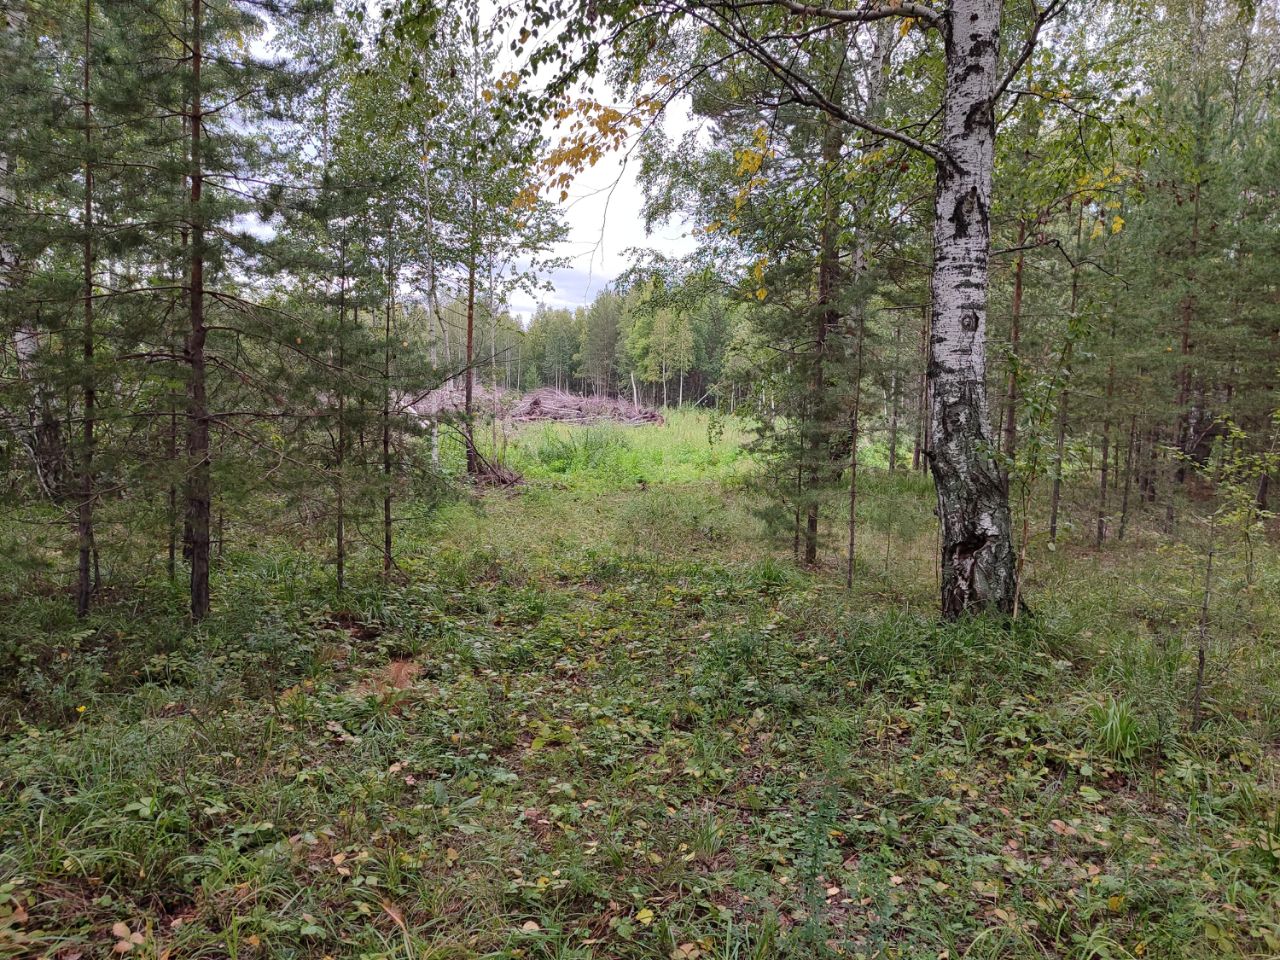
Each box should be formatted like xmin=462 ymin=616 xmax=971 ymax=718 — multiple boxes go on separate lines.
xmin=504 ymin=107 xmax=698 ymax=324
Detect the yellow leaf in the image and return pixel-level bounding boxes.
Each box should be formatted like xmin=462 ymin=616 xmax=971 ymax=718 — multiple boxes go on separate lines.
xmin=1111 ymin=215 xmax=1125 ymax=234
xmin=382 ymin=901 xmax=406 ymax=931
xmin=636 ymin=907 xmax=655 ymax=925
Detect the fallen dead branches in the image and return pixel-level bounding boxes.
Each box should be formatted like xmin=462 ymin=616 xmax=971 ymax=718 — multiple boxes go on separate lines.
xmin=408 ymin=386 xmax=665 ymax=427
xmin=509 ymin=388 xmax=664 ymax=426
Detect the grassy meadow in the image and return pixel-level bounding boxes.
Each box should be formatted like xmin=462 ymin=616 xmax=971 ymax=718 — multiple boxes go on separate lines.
xmin=2 ymin=411 xmax=1279 ymax=959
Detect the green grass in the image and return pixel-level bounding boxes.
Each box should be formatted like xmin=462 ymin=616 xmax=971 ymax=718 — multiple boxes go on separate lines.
xmin=2 ymin=411 xmax=1279 ymax=959
xmin=495 ymin=408 xmax=752 ymax=490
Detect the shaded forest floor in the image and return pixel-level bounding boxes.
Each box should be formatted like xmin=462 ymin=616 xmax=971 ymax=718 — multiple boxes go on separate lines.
xmin=3 ymin=413 xmax=1280 ymax=959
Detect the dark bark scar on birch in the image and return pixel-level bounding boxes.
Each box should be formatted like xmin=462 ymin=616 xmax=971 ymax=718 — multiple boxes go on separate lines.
xmin=950 ymin=187 xmax=979 ymax=238
xmin=945 ymin=530 xmax=989 ymax=610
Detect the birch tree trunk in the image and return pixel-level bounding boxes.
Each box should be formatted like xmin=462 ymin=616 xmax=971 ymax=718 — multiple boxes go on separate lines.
xmin=927 ymin=0 xmax=1017 ymax=617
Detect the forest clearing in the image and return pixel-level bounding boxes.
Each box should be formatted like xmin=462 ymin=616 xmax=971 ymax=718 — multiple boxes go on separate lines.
xmin=3 ymin=0 xmax=1280 ymax=956
xmin=3 ymin=416 xmax=1279 ymax=958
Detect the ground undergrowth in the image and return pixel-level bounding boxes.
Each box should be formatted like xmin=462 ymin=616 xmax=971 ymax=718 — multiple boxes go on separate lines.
xmin=2 ymin=415 xmax=1279 ymax=959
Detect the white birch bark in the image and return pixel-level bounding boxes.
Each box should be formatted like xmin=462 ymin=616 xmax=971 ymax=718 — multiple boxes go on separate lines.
xmin=927 ymin=0 xmax=1017 ymax=616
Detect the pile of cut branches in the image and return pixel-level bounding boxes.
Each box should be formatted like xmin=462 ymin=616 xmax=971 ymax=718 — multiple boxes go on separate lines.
xmin=510 ymin=388 xmax=664 ymax=426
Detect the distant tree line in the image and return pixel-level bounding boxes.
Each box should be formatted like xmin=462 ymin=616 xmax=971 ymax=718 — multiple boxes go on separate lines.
xmin=515 ymin=287 xmax=735 ymax=408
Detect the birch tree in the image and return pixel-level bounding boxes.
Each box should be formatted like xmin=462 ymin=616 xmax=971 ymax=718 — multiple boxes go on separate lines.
xmin=496 ymin=0 xmax=1071 ymax=614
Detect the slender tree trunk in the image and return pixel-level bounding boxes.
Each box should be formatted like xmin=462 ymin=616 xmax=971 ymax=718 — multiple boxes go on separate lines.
xmin=1096 ymin=327 xmax=1116 ymax=547
xmin=1000 ymin=220 xmax=1026 ymax=470
xmin=927 ymin=0 xmax=1016 ymax=617
xmin=1139 ymin=426 xmax=1155 ymax=503
xmin=1112 ymin=430 xmax=1121 ymax=491
xmin=1176 ymin=172 xmax=1202 ymax=475
xmin=336 ymin=240 xmax=347 ymax=592
xmin=464 ymin=203 xmax=478 ymax=475
xmin=1048 ymin=388 xmax=1068 ymax=543
xmin=419 ymin=96 xmax=446 ymax=375
xmin=1189 ymin=529 xmax=1214 ymax=733
xmin=169 ymin=94 xmax=187 ymax=583
xmin=489 ymin=254 xmax=499 ymax=455
xmin=185 ymin=0 xmax=211 ymax=621
xmin=912 ymin=304 xmax=929 ymax=471
xmin=382 ymin=274 xmax=394 ymax=574
xmin=0 ymin=9 xmax=14 ymax=289
xmin=793 ymin=464 xmax=802 ymax=561
xmin=1049 ymin=217 xmax=1081 ymax=545
xmin=76 ymin=0 xmax=95 ymax=617
xmin=887 ymin=321 xmax=900 ymax=473
xmin=1118 ymin=415 xmax=1136 ymax=541
xmin=846 ymin=317 xmax=865 ymax=589
xmin=806 ymin=117 xmax=843 ymax=565
xmin=1096 ymin=423 xmax=1110 ymax=547
xmin=167 ymin=407 xmax=177 ymax=579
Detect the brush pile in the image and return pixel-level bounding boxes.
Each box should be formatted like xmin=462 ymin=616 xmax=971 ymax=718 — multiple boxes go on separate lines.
xmin=510 ymin=388 xmax=664 ymax=426
xmin=406 ymin=385 xmax=664 ymax=427
xmin=472 ymin=450 xmax=523 ymax=488
xmin=406 ymin=383 xmax=510 ymax=418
